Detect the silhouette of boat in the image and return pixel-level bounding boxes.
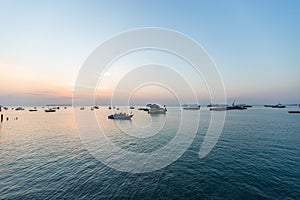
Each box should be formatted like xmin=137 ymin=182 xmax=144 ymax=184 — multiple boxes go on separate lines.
xmin=15 ymin=107 xmax=25 ymax=111
xmin=29 ymin=109 xmax=38 ymax=112
xmin=108 ymin=113 xmax=133 ymax=120
xmin=45 ymin=108 xmax=56 ymax=112
xmin=138 ymin=108 xmax=149 ymax=111
xmin=272 ymin=103 xmax=285 ymax=108
xmin=288 ymin=111 xmax=300 ymax=113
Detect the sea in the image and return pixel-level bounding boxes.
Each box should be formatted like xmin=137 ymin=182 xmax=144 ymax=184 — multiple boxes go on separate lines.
xmin=0 ymin=106 xmax=299 ymax=199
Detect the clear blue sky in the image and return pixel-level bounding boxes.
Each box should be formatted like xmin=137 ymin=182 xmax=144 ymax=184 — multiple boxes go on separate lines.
xmin=0 ymin=0 xmax=299 ymax=105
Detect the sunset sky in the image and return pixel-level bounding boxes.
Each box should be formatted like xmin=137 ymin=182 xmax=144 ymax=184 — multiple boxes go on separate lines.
xmin=0 ymin=0 xmax=299 ymax=106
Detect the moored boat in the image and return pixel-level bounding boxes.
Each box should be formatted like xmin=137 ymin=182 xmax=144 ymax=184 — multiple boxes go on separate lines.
xmin=182 ymin=104 xmax=200 ymax=110
xmin=148 ymin=104 xmax=167 ymax=114
xmin=108 ymin=113 xmax=133 ymax=120
xmin=45 ymin=108 xmax=56 ymax=112
xmin=288 ymin=111 xmax=300 ymax=113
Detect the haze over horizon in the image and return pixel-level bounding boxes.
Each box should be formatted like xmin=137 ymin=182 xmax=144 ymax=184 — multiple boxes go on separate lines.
xmin=0 ymin=0 xmax=299 ymax=106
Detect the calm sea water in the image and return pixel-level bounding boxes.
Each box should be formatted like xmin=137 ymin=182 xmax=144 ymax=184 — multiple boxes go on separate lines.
xmin=0 ymin=106 xmax=299 ymax=199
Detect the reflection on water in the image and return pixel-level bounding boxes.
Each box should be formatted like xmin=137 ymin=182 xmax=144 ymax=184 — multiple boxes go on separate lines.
xmin=0 ymin=107 xmax=299 ymax=199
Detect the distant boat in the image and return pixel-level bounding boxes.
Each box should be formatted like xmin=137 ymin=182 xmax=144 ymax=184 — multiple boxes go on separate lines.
xmin=182 ymin=104 xmax=201 ymax=110
xmin=29 ymin=109 xmax=38 ymax=112
xmin=15 ymin=107 xmax=25 ymax=111
xmin=148 ymin=104 xmax=167 ymax=114
xmin=210 ymin=106 xmax=227 ymax=111
xmin=93 ymin=106 xmax=99 ymax=109
xmin=288 ymin=111 xmax=300 ymax=113
xmin=264 ymin=105 xmax=273 ymax=107
xmin=108 ymin=113 xmax=133 ymax=120
xmin=272 ymin=104 xmax=285 ymax=108
xmin=210 ymin=101 xmax=247 ymax=111
xmin=80 ymin=107 xmax=84 ymax=110
xmin=45 ymin=108 xmax=56 ymax=112
xmin=207 ymin=103 xmax=228 ymax=107
xmin=129 ymin=106 xmax=135 ymax=109
xmin=138 ymin=108 xmax=149 ymax=111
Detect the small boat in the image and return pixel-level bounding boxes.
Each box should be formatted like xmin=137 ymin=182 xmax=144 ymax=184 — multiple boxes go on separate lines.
xmin=288 ymin=111 xmax=300 ymax=113
xmin=207 ymin=103 xmax=228 ymax=107
xmin=272 ymin=103 xmax=285 ymax=108
xmin=264 ymin=105 xmax=273 ymax=107
xmin=29 ymin=109 xmax=38 ymax=112
xmin=108 ymin=113 xmax=133 ymax=120
xmin=93 ymin=106 xmax=99 ymax=109
xmin=148 ymin=104 xmax=167 ymax=114
xmin=45 ymin=108 xmax=56 ymax=112
xmin=182 ymin=104 xmax=201 ymax=110
xmin=138 ymin=108 xmax=149 ymax=111
xmin=210 ymin=101 xmax=247 ymax=111
xmin=129 ymin=106 xmax=135 ymax=109
xmin=80 ymin=107 xmax=84 ymax=110
xmin=210 ymin=106 xmax=228 ymax=111
xmin=15 ymin=107 xmax=25 ymax=111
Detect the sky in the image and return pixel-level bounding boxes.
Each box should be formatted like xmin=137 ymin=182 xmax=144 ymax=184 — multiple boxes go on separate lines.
xmin=0 ymin=0 xmax=299 ymax=106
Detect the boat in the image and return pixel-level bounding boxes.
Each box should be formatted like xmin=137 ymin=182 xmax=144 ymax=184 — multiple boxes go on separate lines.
xmin=210 ymin=101 xmax=247 ymax=111
xmin=148 ymin=104 xmax=167 ymax=114
xmin=93 ymin=106 xmax=99 ymax=109
xmin=29 ymin=109 xmax=38 ymax=112
xmin=129 ymin=106 xmax=135 ymax=109
xmin=210 ymin=106 xmax=227 ymax=111
xmin=264 ymin=105 xmax=273 ymax=107
xmin=15 ymin=107 xmax=25 ymax=111
xmin=288 ymin=111 xmax=300 ymax=113
xmin=138 ymin=108 xmax=149 ymax=111
xmin=80 ymin=107 xmax=84 ymax=110
xmin=207 ymin=103 xmax=228 ymax=107
xmin=45 ymin=108 xmax=56 ymax=112
xmin=108 ymin=113 xmax=133 ymax=120
xmin=182 ymin=104 xmax=201 ymax=110
xmin=272 ymin=103 xmax=285 ymax=108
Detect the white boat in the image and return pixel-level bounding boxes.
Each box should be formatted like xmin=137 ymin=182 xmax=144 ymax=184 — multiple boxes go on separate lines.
xmin=182 ymin=104 xmax=200 ymax=110
xmin=148 ymin=104 xmax=167 ymax=114
xmin=108 ymin=113 xmax=133 ymax=120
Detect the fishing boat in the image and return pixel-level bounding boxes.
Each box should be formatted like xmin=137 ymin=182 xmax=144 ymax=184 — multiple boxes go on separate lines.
xmin=108 ymin=113 xmax=133 ymax=120
xmin=148 ymin=104 xmax=167 ymax=114
xmin=182 ymin=104 xmax=201 ymax=110
xmin=44 ymin=108 xmax=56 ymax=112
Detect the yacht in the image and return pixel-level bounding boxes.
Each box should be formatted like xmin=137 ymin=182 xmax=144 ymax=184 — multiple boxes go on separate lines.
xmin=148 ymin=104 xmax=167 ymax=114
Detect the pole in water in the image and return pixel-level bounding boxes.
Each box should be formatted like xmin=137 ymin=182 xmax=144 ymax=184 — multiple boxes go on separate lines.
xmin=1 ymin=114 xmax=3 ymax=122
